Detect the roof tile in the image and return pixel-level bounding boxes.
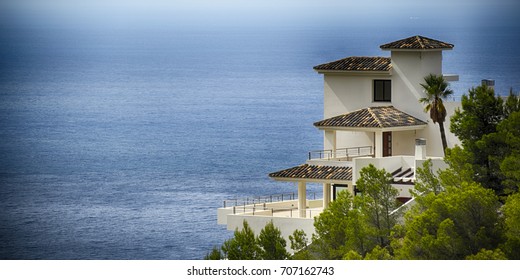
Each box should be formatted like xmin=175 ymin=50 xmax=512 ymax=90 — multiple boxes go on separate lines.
xmin=269 ymin=164 xmax=352 ymax=181
xmin=313 ymin=56 xmax=391 ymax=72
xmin=380 ymin=35 xmax=454 ymax=50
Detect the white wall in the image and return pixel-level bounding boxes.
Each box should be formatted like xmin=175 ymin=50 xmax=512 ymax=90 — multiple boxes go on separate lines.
xmin=444 ymin=101 xmax=462 ymax=148
xmin=392 ymin=130 xmax=417 ymax=155
xmin=323 ymin=74 xmax=392 ymax=119
xmin=332 ymin=131 xmax=373 ymax=150
xmin=390 ymin=51 xmax=443 ymax=118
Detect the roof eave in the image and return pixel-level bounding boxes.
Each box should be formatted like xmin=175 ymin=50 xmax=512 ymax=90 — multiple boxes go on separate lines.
xmin=314 ymin=69 xmax=391 ymax=75
xmin=382 ymin=124 xmax=428 ymax=132
xmin=314 ymin=124 xmax=428 ymax=132
xmin=269 ymin=176 xmax=352 ymax=184
xmin=314 ymin=126 xmax=383 ymax=132
xmin=381 ymin=47 xmax=453 ymax=52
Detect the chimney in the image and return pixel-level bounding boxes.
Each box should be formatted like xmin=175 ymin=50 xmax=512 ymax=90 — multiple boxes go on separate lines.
xmin=482 ymin=79 xmax=495 ymax=90
xmin=415 ymin=138 xmax=427 ymax=160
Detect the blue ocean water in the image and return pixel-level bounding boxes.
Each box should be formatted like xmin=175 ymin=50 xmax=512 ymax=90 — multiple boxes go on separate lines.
xmin=1 ymin=24 xmax=519 ymax=259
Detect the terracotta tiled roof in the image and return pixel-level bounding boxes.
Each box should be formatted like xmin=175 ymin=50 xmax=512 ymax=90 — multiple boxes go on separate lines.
xmin=269 ymin=164 xmax=352 ymax=181
xmin=313 ymin=56 xmax=391 ymax=72
xmin=314 ymin=106 xmax=427 ymax=129
xmin=380 ymin=35 xmax=454 ymax=50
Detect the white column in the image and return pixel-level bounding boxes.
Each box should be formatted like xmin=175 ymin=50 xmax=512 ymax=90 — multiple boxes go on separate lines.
xmin=375 ymin=131 xmax=383 ymax=158
xmin=323 ymin=183 xmax=331 ymax=209
xmin=348 ymin=183 xmax=355 ymax=196
xmin=298 ymin=181 xmax=307 ymax=218
xmin=325 ymin=130 xmax=337 ymax=152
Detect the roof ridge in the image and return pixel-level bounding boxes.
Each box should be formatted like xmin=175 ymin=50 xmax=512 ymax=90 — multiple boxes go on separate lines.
xmin=367 ymin=107 xmax=384 ymax=128
xmin=416 ymin=35 xmax=425 ymax=49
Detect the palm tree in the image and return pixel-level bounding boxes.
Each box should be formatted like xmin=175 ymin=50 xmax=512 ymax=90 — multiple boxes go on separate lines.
xmin=419 ymin=74 xmax=454 ymax=156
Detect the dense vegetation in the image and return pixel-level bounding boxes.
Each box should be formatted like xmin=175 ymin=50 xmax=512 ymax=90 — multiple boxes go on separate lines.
xmin=206 ymin=84 xmax=520 ymax=260
xmin=205 ymin=220 xmax=289 ymax=260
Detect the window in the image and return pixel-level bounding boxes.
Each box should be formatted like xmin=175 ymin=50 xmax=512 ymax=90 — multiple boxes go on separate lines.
xmin=333 ymin=184 xmax=350 ymax=199
xmin=374 ymin=80 xmax=391 ymax=102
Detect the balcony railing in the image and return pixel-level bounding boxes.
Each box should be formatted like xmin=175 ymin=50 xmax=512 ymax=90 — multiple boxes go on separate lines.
xmin=231 ymin=204 xmax=323 ymax=219
xmin=308 ymin=146 xmax=373 ymax=160
xmin=222 ymin=192 xmax=317 ymax=208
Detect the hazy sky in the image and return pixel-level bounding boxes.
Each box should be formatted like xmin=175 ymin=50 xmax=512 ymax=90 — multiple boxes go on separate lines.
xmin=2 ymin=0 xmax=519 ymax=29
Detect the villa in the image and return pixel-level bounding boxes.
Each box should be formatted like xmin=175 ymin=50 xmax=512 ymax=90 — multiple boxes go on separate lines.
xmin=217 ymin=35 xmax=462 ymax=241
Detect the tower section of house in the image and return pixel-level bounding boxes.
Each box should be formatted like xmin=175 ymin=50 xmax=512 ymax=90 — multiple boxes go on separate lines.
xmin=314 ymin=35 xmax=457 ymax=158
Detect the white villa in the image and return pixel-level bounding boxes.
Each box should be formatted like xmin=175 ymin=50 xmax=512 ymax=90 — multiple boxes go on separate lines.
xmin=217 ymin=35 xmax=461 ymax=241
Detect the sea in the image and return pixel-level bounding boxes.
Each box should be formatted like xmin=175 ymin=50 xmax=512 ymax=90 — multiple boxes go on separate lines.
xmin=1 ymin=21 xmax=519 ymax=259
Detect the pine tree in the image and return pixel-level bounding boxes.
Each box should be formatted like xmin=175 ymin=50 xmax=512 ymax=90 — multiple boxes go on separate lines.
xmin=221 ymin=220 xmax=261 ymax=260
xmin=204 ymin=246 xmax=223 ymax=260
xmin=257 ymin=221 xmax=289 ymax=260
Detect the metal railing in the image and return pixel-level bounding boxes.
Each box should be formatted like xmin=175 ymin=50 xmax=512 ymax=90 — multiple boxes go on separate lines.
xmin=231 ymin=204 xmax=322 ymax=219
xmin=308 ymin=146 xmax=373 ymax=160
xmin=223 ymin=192 xmax=317 ymax=208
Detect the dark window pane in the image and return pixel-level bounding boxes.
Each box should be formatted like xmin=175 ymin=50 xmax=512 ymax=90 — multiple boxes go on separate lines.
xmin=374 ymin=80 xmax=391 ymax=102
xmin=384 ymin=80 xmax=391 ymax=101
xmin=375 ymin=82 xmax=383 ymax=101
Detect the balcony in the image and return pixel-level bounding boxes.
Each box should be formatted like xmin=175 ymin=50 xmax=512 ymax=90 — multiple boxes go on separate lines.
xmin=219 ymin=192 xmax=321 ymax=221
xmin=217 ymin=193 xmax=322 ymax=242
xmin=308 ymin=146 xmax=373 ymax=161
xmin=222 ymin=196 xmax=323 ymax=219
